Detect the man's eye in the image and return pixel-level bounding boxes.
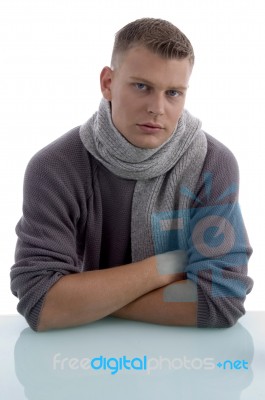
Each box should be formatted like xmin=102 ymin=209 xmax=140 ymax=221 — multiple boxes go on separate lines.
xmin=167 ymin=90 xmax=180 ymax=97
xmin=135 ymin=83 xmax=147 ymax=90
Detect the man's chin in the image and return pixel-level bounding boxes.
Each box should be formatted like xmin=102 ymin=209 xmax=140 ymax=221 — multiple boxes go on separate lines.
xmin=122 ymin=135 xmax=165 ymax=150
xmin=131 ymin=140 xmax=163 ymax=150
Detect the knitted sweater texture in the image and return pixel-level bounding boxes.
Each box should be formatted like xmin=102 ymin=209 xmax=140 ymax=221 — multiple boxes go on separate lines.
xmin=10 ymin=127 xmax=253 ymax=331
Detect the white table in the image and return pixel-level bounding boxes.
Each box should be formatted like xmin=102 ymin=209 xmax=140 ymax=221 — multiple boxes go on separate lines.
xmin=0 ymin=312 xmax=264 ymax=399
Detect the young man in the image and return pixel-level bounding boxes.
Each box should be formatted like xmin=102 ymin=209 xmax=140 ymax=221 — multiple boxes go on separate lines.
xmin=10 ymin=18 xmax=253 ymax=331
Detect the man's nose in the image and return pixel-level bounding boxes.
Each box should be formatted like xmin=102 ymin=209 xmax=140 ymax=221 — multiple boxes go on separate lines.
xmin=147 ymin=93 xmax=165 ymax=116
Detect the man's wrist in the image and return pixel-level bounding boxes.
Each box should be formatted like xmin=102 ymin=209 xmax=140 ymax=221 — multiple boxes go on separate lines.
xmin=152 ymin=250 xmax=188 ymax=287
xmin=155 ymin=250 xmax=188 ymax=275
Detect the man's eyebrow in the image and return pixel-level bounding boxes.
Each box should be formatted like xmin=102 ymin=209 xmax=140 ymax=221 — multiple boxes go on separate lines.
xmin=129 ymin=76 xmax=188 ymax=91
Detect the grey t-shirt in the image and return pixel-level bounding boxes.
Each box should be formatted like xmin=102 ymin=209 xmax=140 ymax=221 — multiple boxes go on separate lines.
xmin=10 ymin=127 xmax=253 ymax=331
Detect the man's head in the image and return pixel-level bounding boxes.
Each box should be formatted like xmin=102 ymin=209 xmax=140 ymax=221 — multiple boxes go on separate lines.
xmin=110 ymin=18 xmax=194 ymax=69
xmin=100 ymin=18 xmax=194 ymax=149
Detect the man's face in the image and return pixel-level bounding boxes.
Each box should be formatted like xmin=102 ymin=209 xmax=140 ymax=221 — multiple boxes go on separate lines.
xmin=100 ymin=46 xmax=192 ymax=149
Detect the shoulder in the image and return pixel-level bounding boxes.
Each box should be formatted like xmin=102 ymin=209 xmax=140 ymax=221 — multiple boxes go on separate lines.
xmin=24 ymin=126 xmax=94 ymax=196
xmin=204 ymin=132 xmax=239 ymax=177
xmin=194 ymin=132 xmax=240 ymax=203
xmin=27 ymin=126 xmax=87 ymax=167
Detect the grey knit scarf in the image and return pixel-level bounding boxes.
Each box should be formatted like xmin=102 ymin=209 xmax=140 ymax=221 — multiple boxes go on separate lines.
xmin=80 ymin=98 xmax=207 ymax=262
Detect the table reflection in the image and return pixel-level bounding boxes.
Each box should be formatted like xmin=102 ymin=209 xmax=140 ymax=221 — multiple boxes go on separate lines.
xmin=14 ymin=317 xmax=254 ymax=400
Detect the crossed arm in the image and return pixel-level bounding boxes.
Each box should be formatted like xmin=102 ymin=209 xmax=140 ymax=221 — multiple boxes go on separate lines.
xmin=13 ymin=140 xmax=253 ymax=332
xmin=38 ymin=253 xmax=197 ymax=331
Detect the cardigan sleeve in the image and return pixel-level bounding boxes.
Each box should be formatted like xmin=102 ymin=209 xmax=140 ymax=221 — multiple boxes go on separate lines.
xmin=10 ymin=129 xmax=90 ymax=331
xmin=185 ymin=134 xmax=253 ymax=327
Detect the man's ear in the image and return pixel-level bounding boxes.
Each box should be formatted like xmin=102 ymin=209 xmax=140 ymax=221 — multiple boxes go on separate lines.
xmin=100 ymin=66 xmax=113 ymax=101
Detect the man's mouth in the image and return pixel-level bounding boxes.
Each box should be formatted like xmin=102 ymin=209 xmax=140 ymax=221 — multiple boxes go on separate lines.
xmin=136 ymin=123 xmax=164 ymax=133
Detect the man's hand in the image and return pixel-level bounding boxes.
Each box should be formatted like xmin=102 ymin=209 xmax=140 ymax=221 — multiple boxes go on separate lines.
xmin=38 ymin=251 xmax=187 ymax=331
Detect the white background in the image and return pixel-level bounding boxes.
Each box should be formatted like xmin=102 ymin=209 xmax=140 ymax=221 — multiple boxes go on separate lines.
xmin=1 ymin=0 xmax=264 ymax=314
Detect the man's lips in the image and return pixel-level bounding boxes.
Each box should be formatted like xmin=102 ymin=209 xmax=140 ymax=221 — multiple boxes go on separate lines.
xmin=137 ymin=122 xmax=164 ymax=129
xmin=136 ymin=122 xmax=164 ymax=134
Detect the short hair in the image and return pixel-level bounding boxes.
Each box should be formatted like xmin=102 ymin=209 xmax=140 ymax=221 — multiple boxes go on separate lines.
xmin=111 ymin=18 xmax=194 ymax=68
